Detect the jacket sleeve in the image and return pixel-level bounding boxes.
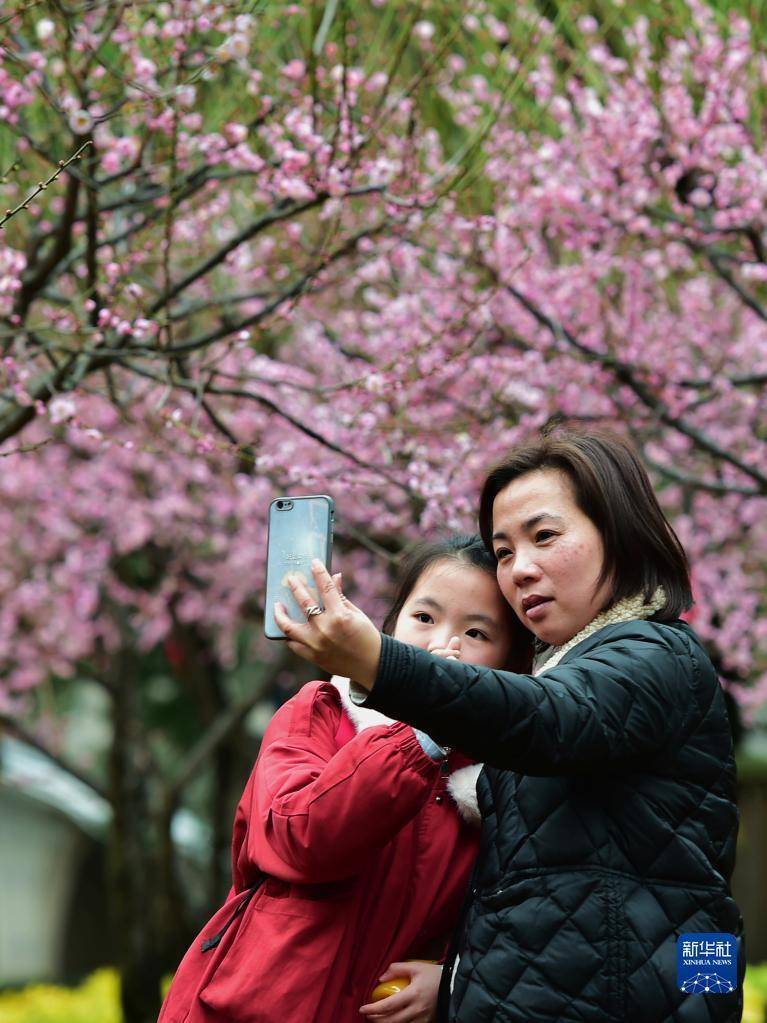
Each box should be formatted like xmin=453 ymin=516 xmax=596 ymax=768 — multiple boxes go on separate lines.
xmin=235 ymin=683 xmax=442 ymax=883
xmin=363 ymin=622 xmax=712 ymax=775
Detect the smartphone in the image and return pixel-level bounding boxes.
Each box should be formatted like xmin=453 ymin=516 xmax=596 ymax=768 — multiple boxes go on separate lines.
xmin=264 ymin=494 xmax=335 ymax=640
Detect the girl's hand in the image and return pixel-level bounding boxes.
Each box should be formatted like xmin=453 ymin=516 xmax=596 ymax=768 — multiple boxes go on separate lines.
xmin=359 ymin=961 xmax=442 ymax=1022
xmin=428 ymin=635 xmax=462 ymax=661
xmin=273 ymin=560 xmax=382 ymax=689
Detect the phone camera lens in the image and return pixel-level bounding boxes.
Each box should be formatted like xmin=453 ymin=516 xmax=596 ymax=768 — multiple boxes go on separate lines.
xmin=277 ymin=500 xmax=284 ymax=509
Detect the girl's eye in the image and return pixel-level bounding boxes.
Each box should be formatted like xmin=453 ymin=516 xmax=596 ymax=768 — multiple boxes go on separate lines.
xmin=536 ymin=530 xmax=556 ymax=543
xmin=414 ymin=612 xmax=433 ymax=624
xmin=466 ymin=628 xmax=489 ymax=641
xmin=495 ymin=547 xmax=512 ymax=562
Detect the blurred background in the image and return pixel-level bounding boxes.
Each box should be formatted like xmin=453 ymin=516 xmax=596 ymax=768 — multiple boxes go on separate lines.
xmin=0 ymin=1 xmax=765 ymax=1020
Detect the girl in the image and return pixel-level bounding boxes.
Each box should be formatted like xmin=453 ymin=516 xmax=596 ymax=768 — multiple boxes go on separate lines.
xmin=159 ymin=535 xmax=531 ymax=1023
xmin=276 ymin=430 xmax=744 ymax=1023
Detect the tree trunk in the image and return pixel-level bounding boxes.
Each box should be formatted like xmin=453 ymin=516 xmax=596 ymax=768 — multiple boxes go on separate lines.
xmin=107 ymin=644 xmax=164 ymax=1023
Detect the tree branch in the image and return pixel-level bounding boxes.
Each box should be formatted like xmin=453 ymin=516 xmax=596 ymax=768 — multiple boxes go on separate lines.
xmin=147 ymin=185 xmax=384 ymax=317
xmin=0 ymin=212 xmax=394 ymax=445
xmin=700 ymin=247 xmax=767 ymax=323
xmin=15 ymin=158 xmax=84 ymax=320
xmin=162 ymin=658 xmax=284 ymax=807
xmin=498 ymin=278 xmax=767 ymax=493
xmin=0 ymin=713 xmax=108 ymax=801
xmin=0 ymin=140 xmax=92 ymax=230
xmin=681 ymin=371 xmax=767 ymax=390
xmin=145 ymin=218 xmax=390 ymax=358
xmin=117 ymin=358 xmax=411 ymax=489
xmin=643 ymin=456 xmax=761 ymax=497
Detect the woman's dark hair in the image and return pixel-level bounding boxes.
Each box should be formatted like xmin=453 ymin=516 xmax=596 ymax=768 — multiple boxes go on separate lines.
xmin=478 ymin=430 xmax=692 ymax=622
xmin=382 ymin=534 xmax=533 ymax=672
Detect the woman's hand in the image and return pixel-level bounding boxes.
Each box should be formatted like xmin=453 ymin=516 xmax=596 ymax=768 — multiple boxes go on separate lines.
xmin=358 ymin=961 xmax=442 ymax=1022
xmin=272 ymin=559 xmax=382 ymax=689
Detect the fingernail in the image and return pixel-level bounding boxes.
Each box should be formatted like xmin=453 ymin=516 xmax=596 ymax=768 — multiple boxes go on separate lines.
xmin=311 ymin=558 xmax=322 ymax=569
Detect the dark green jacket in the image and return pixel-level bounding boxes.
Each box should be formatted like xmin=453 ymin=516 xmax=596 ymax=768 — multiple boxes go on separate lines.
xmin=365 ymin=618 xmax=743 ymax=1023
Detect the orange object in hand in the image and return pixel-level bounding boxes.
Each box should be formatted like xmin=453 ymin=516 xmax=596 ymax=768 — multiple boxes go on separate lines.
xmin=370 ymin=960 xmax=438 ymax=1001
xmin=371 ymin=977 xmax=410 ymax=1001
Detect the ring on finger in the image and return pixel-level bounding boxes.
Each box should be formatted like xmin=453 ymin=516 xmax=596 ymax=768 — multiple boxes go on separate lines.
xmin=305 ymin=604 xmax=324 ymax=618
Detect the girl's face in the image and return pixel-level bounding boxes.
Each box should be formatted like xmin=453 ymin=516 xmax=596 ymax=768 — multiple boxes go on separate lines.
xmin=491 ymin=467 xmax=612 ymax=647
xmin=393 ymin=558 xmax=513 ymax=669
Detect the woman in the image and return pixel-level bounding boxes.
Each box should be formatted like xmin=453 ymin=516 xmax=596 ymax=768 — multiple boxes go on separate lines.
xmin=159 ymin=535 xmax=531 ymax=1023
xmin=275 ymin=430 xmax=744 ymax=1023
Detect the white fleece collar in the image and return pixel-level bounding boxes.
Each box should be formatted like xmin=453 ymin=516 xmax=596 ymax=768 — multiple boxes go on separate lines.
xmin=329 ymin=677 xmax=482 ymax=826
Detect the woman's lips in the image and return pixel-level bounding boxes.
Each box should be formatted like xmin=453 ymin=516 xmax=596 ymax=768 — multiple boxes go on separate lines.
xmin=524 ymin=598 xmax=553 ymax=621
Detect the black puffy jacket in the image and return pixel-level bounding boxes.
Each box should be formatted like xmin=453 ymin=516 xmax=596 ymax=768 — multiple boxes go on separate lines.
xmin=364 ymin=618 xmax=744 ymax=1023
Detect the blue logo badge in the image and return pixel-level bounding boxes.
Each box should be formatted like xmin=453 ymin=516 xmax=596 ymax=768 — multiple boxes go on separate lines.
xmin=677 ymin=933 xmax=738 ymax=994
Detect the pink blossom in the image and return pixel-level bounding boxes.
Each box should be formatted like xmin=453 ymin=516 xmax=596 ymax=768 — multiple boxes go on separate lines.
xmin=68 ymin=108 xmax=93 ymax=134
xmin=48 ymin=396 xmax=77 ymax=424
xmin=35 ymin=18 xmax=55 ymax=42
xmin=223 ymin=122 xmax=248 ymax=144
xmin=281 ymin=60 xmax=306 ymax=81
xmin=0 ymin=0 xmax=762 ymax=723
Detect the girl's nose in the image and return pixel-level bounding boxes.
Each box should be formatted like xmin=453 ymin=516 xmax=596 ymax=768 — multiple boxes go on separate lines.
xmin=427 ymin=628 xmax=453 ymax=652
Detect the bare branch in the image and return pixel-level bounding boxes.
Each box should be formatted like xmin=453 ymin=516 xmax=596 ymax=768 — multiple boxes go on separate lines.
xmin=0 ymin=141 xmax=92 ymax=230
xmin=163 ymin=658 xmax=285 ymax=807
xmin=498 ymin=277 xmax=767 ymax=493
xmin=0 ymin=714 xmax=108 ymax=801
xmin=699 ymin=247 xmax=767 ymax=323
xmin=643 ymin=456 xmax=761 ymax=497
xmin=681 ymin=372 xmax=767 ymax=390
xmin=0 ymin=210 xmax=392 ymax=445
xmin=200 ymin=396 xmax=238 ymax=445
xmin=116 ymin=358 xmax=412 ymax=490
xmin=153 ymin=217 xmax=391 ymax=357
xmin=14 ymin=160 xmax=84 ymax=322
xmin=0 ymin=437 xmax=54 ymax=457
xmin=147 ymin=185 xmax=384 ymax=317
xmin=166 ymin=288 xmax=273 ymax=321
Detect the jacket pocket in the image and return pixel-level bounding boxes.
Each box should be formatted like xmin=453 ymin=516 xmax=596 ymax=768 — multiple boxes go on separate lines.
xmin=480 ymin=875 xmax=541 ymax=911
xmin=476 ymin=871 xmax=630 ymax=1023
xmin=198 ymin=884 xmax=352 ymax=1022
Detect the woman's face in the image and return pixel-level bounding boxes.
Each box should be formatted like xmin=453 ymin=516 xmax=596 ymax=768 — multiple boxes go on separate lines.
xmin=393 ymin=558 xmax=513 ymax=669
xmin=491 ymin=468 xmax=612 ymax=647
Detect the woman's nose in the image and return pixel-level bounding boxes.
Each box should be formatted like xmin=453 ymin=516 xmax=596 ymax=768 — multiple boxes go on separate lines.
xmin=511 ymin=551 xmax=542 ymax=585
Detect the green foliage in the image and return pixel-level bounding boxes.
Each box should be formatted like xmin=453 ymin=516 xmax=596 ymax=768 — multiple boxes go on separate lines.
xmin=0 ymin=965 xmax=765 ymax=1022
xmin=746 ymin=962 xmax=767 ymax=1023
xmin=0 ymin=970 xmax=174 ymax=1023
xmin=0 ymin=970 xmax=121 ymax=1023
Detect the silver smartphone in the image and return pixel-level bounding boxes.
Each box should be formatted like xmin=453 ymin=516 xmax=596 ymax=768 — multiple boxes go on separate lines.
xmin=264 ymin=494 xmax=335 ymax=639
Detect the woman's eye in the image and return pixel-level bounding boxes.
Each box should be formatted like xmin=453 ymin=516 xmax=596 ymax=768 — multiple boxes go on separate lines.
xmin=466 ymin=628 xmax=489 ymax=641
xmin=495 ymin=547 xmax=512 ymax=561
xmin=536 ymin=531 xmax=556 ymax=543
xmin=414 ymin=612 xmax=433 ymax=624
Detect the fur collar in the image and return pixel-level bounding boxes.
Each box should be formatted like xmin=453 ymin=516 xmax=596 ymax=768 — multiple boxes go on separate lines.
xmin=329 ymin=677 xmax=482 ymax=826
xmin=533 ymin=586 xmax=667 ymax=675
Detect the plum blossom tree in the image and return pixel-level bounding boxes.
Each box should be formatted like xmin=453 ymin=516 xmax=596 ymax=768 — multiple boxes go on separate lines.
xmin=0 ymin=2 xmax=464 ymax=1015
xmin=0 ymin=0 xmax=766 ymax=1018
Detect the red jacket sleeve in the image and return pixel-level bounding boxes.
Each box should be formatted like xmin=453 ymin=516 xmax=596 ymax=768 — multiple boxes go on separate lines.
xmin=232 ymin=682 xmax=442 ymax=886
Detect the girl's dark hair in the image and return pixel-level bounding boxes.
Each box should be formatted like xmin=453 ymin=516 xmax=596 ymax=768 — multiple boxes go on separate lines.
xmin=478 ymin=429 xmax=692 ymax=621
xmin=382 ymin=534 xmax=533 ymax=672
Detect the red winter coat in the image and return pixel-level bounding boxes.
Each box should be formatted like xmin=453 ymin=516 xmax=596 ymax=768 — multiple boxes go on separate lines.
xmin=158 ymin=677 xmax=481 ymax=1023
